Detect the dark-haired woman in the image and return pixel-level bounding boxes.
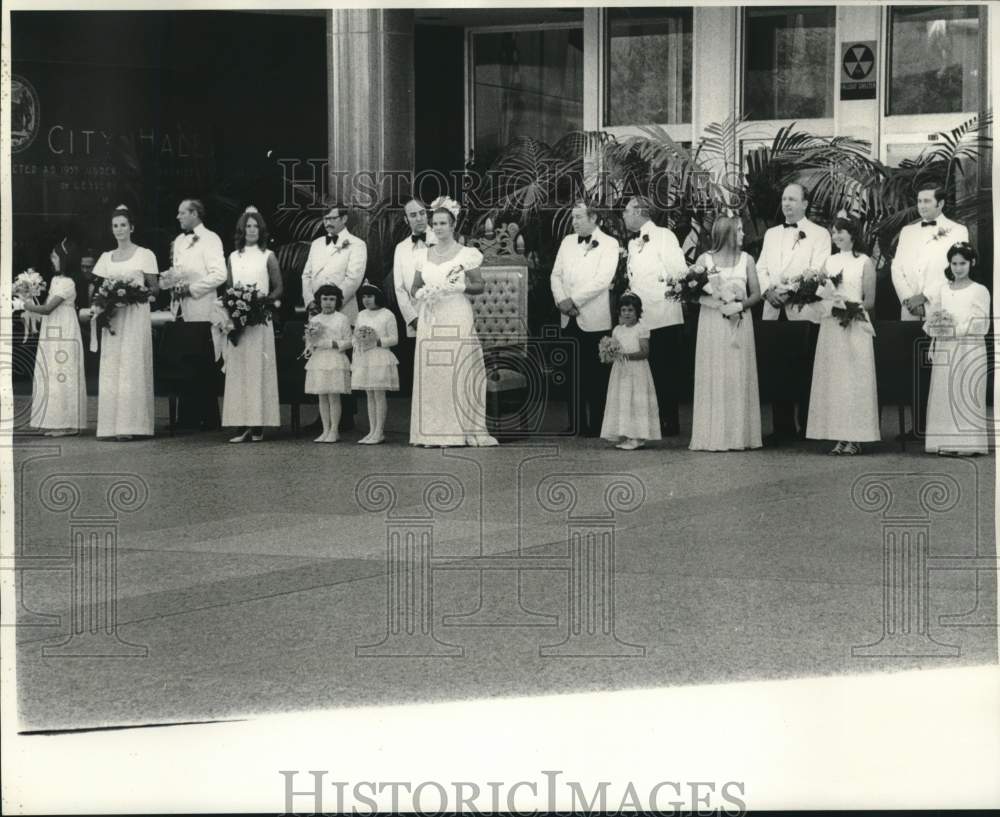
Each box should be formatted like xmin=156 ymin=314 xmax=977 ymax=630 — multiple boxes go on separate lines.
xmin=222 ymin=207 xmax=282 ymax=443
xmin=92 ymin=205 xmax=158 ymax=440
xmin=806 ymin=218 xmax=879 ymax=455
xmin=924 ymin=243 xmax=991 ymax=456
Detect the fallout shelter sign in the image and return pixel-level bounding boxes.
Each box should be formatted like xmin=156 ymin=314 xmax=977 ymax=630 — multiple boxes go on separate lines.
xmin=841 ymin=41 xmax=877 ymax=101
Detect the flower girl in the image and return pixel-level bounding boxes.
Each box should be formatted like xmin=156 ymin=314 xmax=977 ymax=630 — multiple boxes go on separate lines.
xmin=600 ymin=292 xmax=661 ymax=450
xmin=304 ymin=284 xmax=353 ymax=443
xmin=351 ymin=281 xmax=399 ymax=444
xmin=923 ymin=242 xmax=991 ymax=456
xmin=19 ymin=246 xmax=87 ymax=435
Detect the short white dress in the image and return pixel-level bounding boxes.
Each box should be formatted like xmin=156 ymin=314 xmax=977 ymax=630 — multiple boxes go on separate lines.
xmin=806 ymin=253 xmax=880 ymax=442
xmin=925 ymin=281 xmax=991 ymax=454
xmin=30 ymin=275 xmax=87 ymax=430
xmin=221 ymin=247 xmax=280 ymax=428
xmin=351 ymin=307 xmax=399 ymax=390
xmin=304 ymin=311 xmax=352 ymax=394
xmin=600 ymin=321 xmax=661 ymax=442
xmin=93 ymin=247 xmax=157 ymax=437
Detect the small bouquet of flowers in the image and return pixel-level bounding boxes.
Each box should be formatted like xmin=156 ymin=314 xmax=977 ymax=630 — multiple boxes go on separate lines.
xmin=159 ymin=266 xmax=188 ymax=316
xmin=300 ymin=318 xmax=324 ymax=359
xmin=665 ymin=263 xmax=711 ymax=306
xmin=89 ymin=278 xmax=154 ymax=351
xmin=598 ymin=335 xmax=623 ymax=364
xmin=218 ymin=283 xmax=273 ymax=347
xmin=779 ymin=269 xmax=842 ymax=309
xmin=923 ymin=307 xmax=956 ymax=339
xmin=354 ymin=324 xmax=378 ymax=352
xmin=414 ymin=265 xmax=465 ymax=307
xmin=704 ymin=273 xmax=747 ymax=346
xmin=13 ymin=269 xmax=47 ymax=341
xmin=830 ymin=301 xmax=874 ymax=334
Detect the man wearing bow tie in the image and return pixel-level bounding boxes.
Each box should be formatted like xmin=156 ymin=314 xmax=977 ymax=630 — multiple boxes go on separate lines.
xmin=170 ymin=198 xmax=227 ymax=430
xmin=392 ymin=198 xmax=435 ymax=396
xmin=756 ymin=183 xmax=832 ymax=442
xmin=891 ymin=186 xmax=968 ymax=440
xmin=622 ymin=196 xmax=688 ymax=436
xmin=302 ymin=202 xmax=367 ymax=323
xmin=551 ymin=201 xmax=619 ymax=436
xmin=891 ymin=186 xmax=968 ymax=320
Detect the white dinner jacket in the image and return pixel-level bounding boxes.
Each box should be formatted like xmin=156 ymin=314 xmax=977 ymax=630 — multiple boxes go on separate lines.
xmin=626 ymin=221 xmax=687 ymax=330
xmin=302 ymin=228 xmax=367 ymax=323
xmin=756 ymin=217 xmax=831 ymax=323
xmin=171 ymin=222 xmax=227 ymax=322
xmin=891 ymin=215 xmax=968 ymax=320
xmin=392 ymin=229 xmax=437 ymax=337
xmin=550 ymin=227 xmax=619 ymax=332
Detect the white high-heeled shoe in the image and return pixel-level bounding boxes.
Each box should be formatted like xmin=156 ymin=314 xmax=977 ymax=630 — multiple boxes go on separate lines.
xmin=229 ymin=429 xmax=252 ymax=444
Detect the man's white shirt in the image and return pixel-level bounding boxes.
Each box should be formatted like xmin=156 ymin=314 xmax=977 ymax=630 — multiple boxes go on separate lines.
xmin=550 ymin=226 xmax=619 ymax=332
xmin=891 ymin=215 xmax=968 ymax=320
xmin=302 ymin=228 xmax=367 ymax=323
xmin=626 ymin=221 xmax=688 ymax=330
xmin=170 ymin=222 xmax=227 ymax=322
xmin=755 ymin=217 xmax=832 ymax=323
xmin=393 ymin=229 xmax=437 ymax=337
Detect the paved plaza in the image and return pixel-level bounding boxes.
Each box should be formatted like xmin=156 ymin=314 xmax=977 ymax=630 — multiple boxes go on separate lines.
xmin=11 ymin=395 xmax=997 ymax=732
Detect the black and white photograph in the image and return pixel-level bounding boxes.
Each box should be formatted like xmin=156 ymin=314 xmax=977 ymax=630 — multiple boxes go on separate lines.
xmin=2 ymin=0 xmax=998 ymax=812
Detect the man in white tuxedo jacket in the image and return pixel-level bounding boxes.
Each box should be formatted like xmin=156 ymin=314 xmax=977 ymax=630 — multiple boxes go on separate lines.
xmin=392 ymin=198 xmax=436 ymax=396
xmin=756 ymin=183 xmax=832 ymax=441
xmin=170 ymin=198 xmax=227 ymax=429
xmin=622 ymin=196 xmax=688 ymax=435
xmin=551 ymin=202 xmax=619 ymax=436
xmin=891 ymin=185 xmax=968 ymax=439
xmin=302 ymin=202 xmax=367 ymax=324
xmin=891 ymin=185 xmax=969 ymax=320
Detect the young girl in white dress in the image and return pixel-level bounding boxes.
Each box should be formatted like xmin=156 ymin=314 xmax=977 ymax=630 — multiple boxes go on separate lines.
xmin=409 ymin=201 xmax=497 ymax=447
xmin=601 ymin=292 xmax=661 ymax=450
xmin=352 ymin=280 xmax=399 ymax=444
xmin=21 ymin=244 xmax=87 ymax=435
xmin=92 ymin=205 xmax=159 ymax=440
xmin=305 ymin=284 xmax=353 ymax=443
xmin=689 ymin=215 xmax=763 ymax=451
xmin=806 ymin=217 xmax=880 ymax=455
xmin=222 ymin=207 xmax=282 ymax=443
xmin=924 ymin=242 xmax=991 ymax=456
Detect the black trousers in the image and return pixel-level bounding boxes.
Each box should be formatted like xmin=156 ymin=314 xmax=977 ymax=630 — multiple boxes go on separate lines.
xmin=914 ymin=337 xmax=933 ymax=435
xmin=648 ymin=324 xmax=682 ymax=431
xmin=397 ymin=334 xmax=416 ymax=398
xmin=175 ymin=320 xmax=221 ymax=430
xmin=562 ymin=320 xmax=608 ymax=435
xmin=771 ymin=314 xmax=820 ymax=435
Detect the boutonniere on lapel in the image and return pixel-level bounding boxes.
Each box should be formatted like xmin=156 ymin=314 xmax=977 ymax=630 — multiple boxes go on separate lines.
xmin=582 ymin=239 xmax=599 ymax=257
xmin=931 ymin=226 xmax=952 ymax=242
xmin=792 ymin=229 xmax=806 ymax=250
xmin=332 ymin=239 xmax=351 ymax=253
xmin=634 ymin=234 xmax=650 ymax=254
xmin=189 ymin=233 xmax=200 ymax=248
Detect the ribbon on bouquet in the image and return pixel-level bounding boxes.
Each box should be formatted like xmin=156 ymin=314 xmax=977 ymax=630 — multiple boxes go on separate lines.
xmin=21 ymin=302 xmax=42 ymax=343
xmin=88 ymin=310 xmax=102 ymax=353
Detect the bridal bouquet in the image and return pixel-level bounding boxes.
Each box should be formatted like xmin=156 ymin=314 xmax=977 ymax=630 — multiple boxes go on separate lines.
xmin=813 ymin=276 xmax=874 ymax=336
xmin=778 ymin=269 xmax=842 ymax=309
xmin=598 ymin=335 xmax=623 ymax=364
xmin=923 ymin=307 xmax=956 ymax=339
xmin=414 ymin=265 xmax=465 ymax=307
xmin=704 ymin=273 xmax=747 ymax=347
xmin=90 ymin=278 xmax=154 ymax=351
xmin=159 ymin=266 xmax=188 ymax=316
xmin=354 ymin=324 xmax=378 ymax=352
xmin=666 ymin=263 xmax=710 ymax=306
xmin=217 ymin=283 xmax=273 ymax=346
xmin=13 ymin=269 xmax=47 ymax=340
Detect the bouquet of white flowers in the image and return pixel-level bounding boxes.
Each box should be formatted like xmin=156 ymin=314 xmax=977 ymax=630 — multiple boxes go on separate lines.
xmin=13 ymin=269 xmax=47 ymax=341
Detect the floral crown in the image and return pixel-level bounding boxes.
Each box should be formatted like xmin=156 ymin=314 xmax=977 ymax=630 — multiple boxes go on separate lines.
xmin=429 ymin=196 xmax=461 ymax=220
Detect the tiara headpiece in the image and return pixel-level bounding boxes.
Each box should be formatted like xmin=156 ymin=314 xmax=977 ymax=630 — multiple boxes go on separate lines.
xmin=244 ymin=205 xmax=260 ymax=215
xmin=429 ymin=196 xmax=461 ymax=220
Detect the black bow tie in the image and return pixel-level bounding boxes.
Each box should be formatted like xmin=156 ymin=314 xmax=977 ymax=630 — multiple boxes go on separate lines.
xmin=181 ymin=229 xmax=194 ymax=236
xmin=578 ymin=235 xmax=592 ymax=244
xmin=326 ymin=235 xmax=337 ymax=245
xmin=783 ymin=222 xmax=798 ymax=229
xmin=921 ymin=220 xmax=937 ymax=228
xmin=411 ymin=234 xmax=425 ymax=245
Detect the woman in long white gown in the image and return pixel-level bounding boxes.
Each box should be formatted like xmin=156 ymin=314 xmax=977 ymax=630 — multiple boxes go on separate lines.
xmin=93 ymin=205 xmax=158 ymax=440
xmin=689 ymin=216 xmax=763 ymax=451
xmin=924 ymin=242 xmax=991 ymax=456
xmin=21 ymin=244 xmax=87 ymax=435
xmin=222 ymin=207 xmax=282 ymax=443
xmin=408 ymin=202 xmax=497 ymax=447
xmin=806 ymin=218 xmax=880 ymax=455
